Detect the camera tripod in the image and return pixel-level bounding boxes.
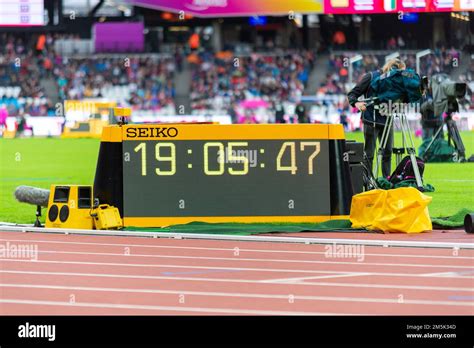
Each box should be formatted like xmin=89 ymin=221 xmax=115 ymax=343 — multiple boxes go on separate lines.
xmin=422 ymin=112 xmax=466 ymax=162
xmin=376 ymin=113 xmax=424 ymax=190
xmin=361 ymin=97 xmax=424 ymax=190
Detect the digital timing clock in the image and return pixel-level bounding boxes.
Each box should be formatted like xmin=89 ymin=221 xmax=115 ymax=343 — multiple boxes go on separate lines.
xmin=94 ymin=124 xmax=353 ymax=227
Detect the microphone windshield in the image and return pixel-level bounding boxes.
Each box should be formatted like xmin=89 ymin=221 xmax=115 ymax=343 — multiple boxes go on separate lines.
xmin=14 ymin=186 xmax=50 ymax=207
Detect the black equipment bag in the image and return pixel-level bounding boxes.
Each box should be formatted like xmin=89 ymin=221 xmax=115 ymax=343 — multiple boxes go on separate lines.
xmin=389 ymin=155 xmax=425 ymax=185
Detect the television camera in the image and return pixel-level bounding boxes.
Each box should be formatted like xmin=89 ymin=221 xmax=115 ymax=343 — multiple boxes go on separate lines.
xmin=420 ymin=73 xmax=469 ymax=162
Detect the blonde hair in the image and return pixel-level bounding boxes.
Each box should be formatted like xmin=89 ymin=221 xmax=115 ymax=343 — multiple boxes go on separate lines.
xmin=382 ymin=58 xmax=406 ymax=73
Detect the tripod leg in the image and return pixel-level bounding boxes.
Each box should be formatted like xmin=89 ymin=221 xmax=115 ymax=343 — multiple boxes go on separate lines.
xmin=34 ymin=205 xmax=42 ymax=228
xmin=404 ymin=115 xmax=418 ymax=152
xmin=447 ymin=120 xmax=466 ymax=161
xmin=362 ymin=154 xmax=379 ymax=190
xmin=400 ymin=115 xmax=424 ymax=189
xmin=423 ymin=125 xmax=444 ymax=161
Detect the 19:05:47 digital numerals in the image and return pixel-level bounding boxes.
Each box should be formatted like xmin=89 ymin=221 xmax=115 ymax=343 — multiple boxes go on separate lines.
xmin=132 ymin=141 xmax=321 ymax=176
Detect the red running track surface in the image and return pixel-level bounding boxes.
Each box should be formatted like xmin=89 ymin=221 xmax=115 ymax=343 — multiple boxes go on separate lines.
xmin=0 ymin=230 xmax=473 ymax=315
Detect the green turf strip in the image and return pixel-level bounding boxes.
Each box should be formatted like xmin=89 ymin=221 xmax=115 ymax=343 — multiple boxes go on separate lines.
xmin=125 ymin=208 xmax=472 ymax=235
xmin=431 ymin=208 xmax=472 ymax=229
xmin=124 ymin=219 xmax=364 ymax=235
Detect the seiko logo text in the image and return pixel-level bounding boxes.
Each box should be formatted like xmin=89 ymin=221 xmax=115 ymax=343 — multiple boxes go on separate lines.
xmin=126 ymin=127 xmax=178 ymax=138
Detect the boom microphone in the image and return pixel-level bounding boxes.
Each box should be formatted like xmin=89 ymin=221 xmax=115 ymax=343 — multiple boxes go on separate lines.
xmin=14 ymin=186 xmax=50 ymax=207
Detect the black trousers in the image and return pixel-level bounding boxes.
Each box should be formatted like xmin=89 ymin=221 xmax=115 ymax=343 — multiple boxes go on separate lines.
xmin=363 ymin=122 xmax=393 ymax=178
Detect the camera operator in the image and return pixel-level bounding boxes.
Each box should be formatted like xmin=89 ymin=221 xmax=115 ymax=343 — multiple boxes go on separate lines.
xmin=347 ymin=58 xmax=406 ymax=178
xmin=420 ymin=95 xmax=443 ymax=140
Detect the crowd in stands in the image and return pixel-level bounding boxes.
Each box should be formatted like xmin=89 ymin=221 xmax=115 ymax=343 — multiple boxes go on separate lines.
xmin=0 ymin=33 xmax=176 ymax=117
xmin=0 ymin=32 xmax=471 ymax=125
xmin=0 ymin=33 xmax=55 ymax=116
xmin=188 ymin=50 xmax=314 ymax=117
xmin=459 ymin=57 xmax=474 ymax=107
xmin=312 ymin=46 xmax=470 ymax=125
xmin=56 ymin=56 xmax=176 ymax=110
xmin=320 ymin=46 xmax=462 ymax=97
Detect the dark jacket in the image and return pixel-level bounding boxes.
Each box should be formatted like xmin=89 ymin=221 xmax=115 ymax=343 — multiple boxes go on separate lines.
xmin=347 ymin=70 xmax=387 ymax=126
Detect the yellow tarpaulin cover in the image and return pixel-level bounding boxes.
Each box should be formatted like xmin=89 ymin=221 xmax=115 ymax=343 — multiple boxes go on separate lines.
xmin=350 ymin=187 xmax=432 ymax=233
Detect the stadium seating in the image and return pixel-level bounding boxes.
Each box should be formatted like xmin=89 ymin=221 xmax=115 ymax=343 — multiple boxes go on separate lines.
xmin=0 ymin=32 xmax=470 ymax=121
xmin=189 ymin=50 xmax=314 ymax=117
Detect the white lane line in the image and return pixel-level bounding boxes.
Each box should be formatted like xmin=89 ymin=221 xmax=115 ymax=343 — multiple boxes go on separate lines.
xmin=1 ymin=283 xmax=473 ymax=307
xmin=0 ymin=299 xmax=346 ymax=316
xmin=1 ymin=257 xmax=473 ymax=279
xmin=1 ymin=249 xmax=472 ymax=270
xmin=1 ymin=270 xmax=472 ymax=292
xmin=2 ymin=226 xmax=473 ymax=249
xmin=0 ymin=237 xmax=472 ymax=259
xmin=0 ymin=257 xmax=363 ymax=275
xmin=260 ymin=273 xmax=372 ymax=283
xmin=421 ymin=271 xmax=474 ymax=277
xmin=0 ymin=258 xmax=345 ymax=275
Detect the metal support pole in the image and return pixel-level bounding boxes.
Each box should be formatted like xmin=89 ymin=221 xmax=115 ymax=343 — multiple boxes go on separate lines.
xmin=416 ymin=49 xmax=432 ymax=75
xmin=348 ymin=54 xmax=363 ymax=90
xmin=399 ymin=113 xmax=424 ymax=189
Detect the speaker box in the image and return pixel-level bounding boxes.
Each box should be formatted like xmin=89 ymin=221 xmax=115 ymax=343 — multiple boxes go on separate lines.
xmin=346 ymin=141 xmax=365 ymax=194
xmin=46 ymin=185 xmax=94 ymax=229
